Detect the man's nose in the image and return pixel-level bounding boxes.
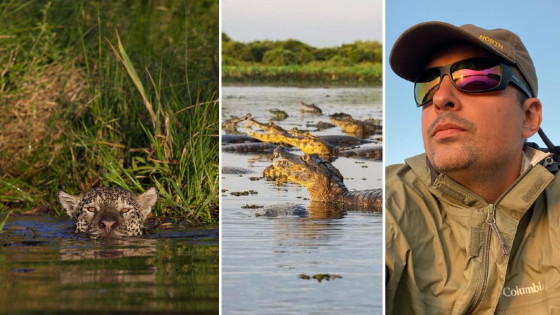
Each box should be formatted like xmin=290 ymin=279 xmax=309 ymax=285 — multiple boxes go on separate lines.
xmin=431 ymin=75 xmax=461 ymax=111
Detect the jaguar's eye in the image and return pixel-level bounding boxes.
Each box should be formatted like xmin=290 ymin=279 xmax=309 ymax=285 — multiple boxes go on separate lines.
xmin=87 ymin=207 xmax=96 ymax=212
xmin=121 ymin=208 xmax=130 ymax=213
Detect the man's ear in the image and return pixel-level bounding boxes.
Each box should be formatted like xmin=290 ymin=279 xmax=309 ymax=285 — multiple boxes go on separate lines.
xmin=522 ymin=97 xmax=542 ymax=139
xmin=58 ymin=191 xmax=80 ymax=217
xmin=136 ymin=187 xmax=158 ymax=218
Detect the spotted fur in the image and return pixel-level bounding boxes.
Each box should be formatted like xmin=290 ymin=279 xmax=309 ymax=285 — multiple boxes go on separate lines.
xmin=58 ymin=187 xmax=158 ymax=238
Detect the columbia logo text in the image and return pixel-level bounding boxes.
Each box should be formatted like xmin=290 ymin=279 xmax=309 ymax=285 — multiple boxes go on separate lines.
xmin=479 ymin=35 xmax=504 ymax=50
xmin=502 ymin=282 xmax=544 ymax=297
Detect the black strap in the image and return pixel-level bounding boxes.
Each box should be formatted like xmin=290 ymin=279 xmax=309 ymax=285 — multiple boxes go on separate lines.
xmin=538 ymin=128 xmax=560 ymax=163
xmin=527 ymin=128 xmax=560 ymax=173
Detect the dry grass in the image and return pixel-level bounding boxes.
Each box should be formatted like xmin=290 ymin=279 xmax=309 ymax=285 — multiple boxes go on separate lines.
xmin=0 ymin=61 xmax=88 ymax=176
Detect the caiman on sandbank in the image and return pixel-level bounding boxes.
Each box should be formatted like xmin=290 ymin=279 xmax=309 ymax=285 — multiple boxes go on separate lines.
xmin=269 ymin=109 xmax=288 ymax=120
xmin=244 ymin=118 xmax=382 ymax=160
xmin=329 ymin=113 xmax=382 ymax=138
xmin=299 ymin=101 xmax=322 ymax=114
xmin=246 ymin=118 xmax=337 ymax=160
xmin=222 ymin=113 xmax=251 ymax=134
xmin=266 ymin=146 xmax=382 ymax=209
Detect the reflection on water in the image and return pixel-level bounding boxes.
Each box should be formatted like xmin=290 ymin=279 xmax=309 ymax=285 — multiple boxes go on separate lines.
xmin=222 ymin=86 xmax=383 ymax=314
xmin=0 ymin=215 xmax=218 ymax=313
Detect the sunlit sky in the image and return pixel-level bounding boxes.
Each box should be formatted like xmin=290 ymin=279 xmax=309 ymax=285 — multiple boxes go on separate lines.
xmin=386 ymin=0 xmax=560 ymax=165
xmin=222 ymin=0 xmax=383 ymax=47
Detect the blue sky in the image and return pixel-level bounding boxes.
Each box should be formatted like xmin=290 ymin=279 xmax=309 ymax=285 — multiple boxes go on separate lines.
xmin=222 ymin=0 xmax=383 ymax=47
xmin=386 ymin=0 xmax=560 ymax=165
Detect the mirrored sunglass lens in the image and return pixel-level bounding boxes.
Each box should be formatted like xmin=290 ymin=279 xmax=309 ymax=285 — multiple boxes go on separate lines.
xmin=452 ymin=61 xmax=502 ymax=92
xmin=415 ymin=69 xmax=440 ymax=105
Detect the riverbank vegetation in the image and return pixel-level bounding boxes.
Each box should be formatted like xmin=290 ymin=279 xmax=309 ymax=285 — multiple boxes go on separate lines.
xmin=222 ymin=33 xmax=382 ymax=85
xmin=0 ymin=0 xmax=218 ymax=223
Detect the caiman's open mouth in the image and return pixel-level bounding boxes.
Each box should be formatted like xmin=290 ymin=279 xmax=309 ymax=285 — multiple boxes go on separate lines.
xmin=271 ymin=146 xmax=334 ymax=187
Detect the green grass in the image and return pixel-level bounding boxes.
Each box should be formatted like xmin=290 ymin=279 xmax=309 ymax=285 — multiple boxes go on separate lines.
xmin=222 ymin=62 xmax=382 ymax=86
xmin=0 ymin=0 xmax=218 ymax=223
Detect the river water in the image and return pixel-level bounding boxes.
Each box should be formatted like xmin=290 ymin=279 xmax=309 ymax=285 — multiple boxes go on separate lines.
xmin=221 ymin=86 xmax=383 ymax=314
xmin=0 ymin=215 xmax=218 ymax=313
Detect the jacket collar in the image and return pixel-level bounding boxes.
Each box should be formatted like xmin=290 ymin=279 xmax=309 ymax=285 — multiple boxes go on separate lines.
xmin=405 ymin=147 xmax=554 ymax=214
xmin=420 ymin=146 xmax=550 ymax=187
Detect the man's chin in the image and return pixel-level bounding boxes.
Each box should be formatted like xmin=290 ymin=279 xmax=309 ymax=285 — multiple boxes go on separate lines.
xmin=429 ymin=151 xmax=474 ymax=174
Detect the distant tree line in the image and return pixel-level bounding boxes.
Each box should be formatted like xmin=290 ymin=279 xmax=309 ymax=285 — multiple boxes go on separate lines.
xmin=222 ymin=33 xmax=382 ymax=67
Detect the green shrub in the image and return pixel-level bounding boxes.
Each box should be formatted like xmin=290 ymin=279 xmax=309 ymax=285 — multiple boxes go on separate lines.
xmin=222 ymin=56 xmax=241 ymax=66
xmin=222 ymin=32 xmax=232 ymax=43
xmin=262 ymin=49 xmax=299 ymax=66
xmin=314 ymin=47 xmax=338 ymax=61
xmin=222 ymin=41 xmax=252 ymax=62
xmin=247 ymin=41 xmax=274 ymax=62
xmin=327 ymin=55 xmax=353 ymax=67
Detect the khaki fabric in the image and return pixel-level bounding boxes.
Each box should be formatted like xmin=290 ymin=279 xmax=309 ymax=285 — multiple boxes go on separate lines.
xmin=386 ymin=147 xmax=560 ymax=314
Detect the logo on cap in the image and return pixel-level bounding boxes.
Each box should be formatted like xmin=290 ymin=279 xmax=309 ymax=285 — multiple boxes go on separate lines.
xmin=479 ymin=35 xmax=504 ymax=50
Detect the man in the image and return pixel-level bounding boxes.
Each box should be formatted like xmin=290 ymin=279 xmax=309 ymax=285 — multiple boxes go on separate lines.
xmin=386 ymin=21 xmax=560 ymax=314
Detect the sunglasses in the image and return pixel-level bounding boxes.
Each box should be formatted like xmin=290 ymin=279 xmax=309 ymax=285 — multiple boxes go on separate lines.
xmin=414 ymin=57 xmax=532 ymax=107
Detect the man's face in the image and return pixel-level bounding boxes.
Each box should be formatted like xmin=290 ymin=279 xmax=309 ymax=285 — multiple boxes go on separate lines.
xmin=421 ymin=44 xmax=527 ymax=178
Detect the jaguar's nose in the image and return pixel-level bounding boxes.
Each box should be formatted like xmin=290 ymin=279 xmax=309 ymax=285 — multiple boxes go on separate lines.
xmin=100 ymin=218 xmax=118 ymax=234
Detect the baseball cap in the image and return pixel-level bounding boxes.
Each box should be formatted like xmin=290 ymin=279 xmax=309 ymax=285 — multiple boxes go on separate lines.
xmin=389 ymin=21 xmax=538 ymax=97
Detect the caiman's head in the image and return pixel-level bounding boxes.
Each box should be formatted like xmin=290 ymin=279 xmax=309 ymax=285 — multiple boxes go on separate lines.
xmin=247 ymin=121 xmax=337 ymax=161
xmin=329 ymin=113 xmax=365 ymax=137
xmin=298 ymin=101 xmax=322 ymax=114
xmin=246 ymin=118 xmax=290 ymax=143
xmin=295 ymin=133 xmax=338 ymax=160
xmin=246 ymin=118 xmax=287 ymax=134
xmin=270 ymin=146 xmax=346 ymax=201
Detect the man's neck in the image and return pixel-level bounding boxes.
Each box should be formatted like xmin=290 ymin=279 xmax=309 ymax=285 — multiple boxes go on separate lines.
xmin=428 ymin=153 xmax=524 ymax=204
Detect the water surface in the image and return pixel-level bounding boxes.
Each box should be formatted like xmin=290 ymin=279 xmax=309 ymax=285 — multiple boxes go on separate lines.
xmin=0 ymin=215 xmax=218 ymax=313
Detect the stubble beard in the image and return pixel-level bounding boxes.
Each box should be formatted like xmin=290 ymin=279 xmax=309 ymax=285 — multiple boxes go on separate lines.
xmin=428 ymin=142 xmax=478 ymax=175
xmin=425 ymin=114 xmax=480 ymax=178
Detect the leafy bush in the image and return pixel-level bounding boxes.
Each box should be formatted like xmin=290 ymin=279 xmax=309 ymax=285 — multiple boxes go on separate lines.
xmin=223 ymin=35 xmax=382 ymax=65
xmin=223 ymin=56 xmax=241 ymax=66
xmin=327 ymin=55 xmax=353 ymax=67
xmin=262 ymin=49 xmax=299 ymax=66
xmin=222 ymin=41 xmax=252 ymax=62
xmin=247 ymin=41 xmax=274 ymax=62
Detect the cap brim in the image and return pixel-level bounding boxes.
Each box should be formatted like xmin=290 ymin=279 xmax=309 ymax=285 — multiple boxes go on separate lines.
xmin=389 ymin=21 xmax=514 ymax=82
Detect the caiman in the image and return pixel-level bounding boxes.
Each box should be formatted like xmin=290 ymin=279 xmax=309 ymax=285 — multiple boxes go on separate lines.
xmin=246 ymin=118 xmax=337 ymax=161
xmin=269 ymin=109 xmax=288 ymax=120
xmin=224 ymin=140 xmax=382 ymax=160
xmin=267 ymin=146 xmax=382 ymax=209
xmin=329 ymin=113 xmax=381 ymax=138
xmin=222 ymin=134 xmax=261 ymax=145
xmin=222 ymin=142 xmax=277 ymax=154
xmin=299 ymin=101 xmax=322 ymax=114
xmin=246 ymin=118 xmax=286 ymax=135
xmin=222 ymin=113 xmax=251 ymax=134
xmin=289 ymin=127 xmax=373 ymax=147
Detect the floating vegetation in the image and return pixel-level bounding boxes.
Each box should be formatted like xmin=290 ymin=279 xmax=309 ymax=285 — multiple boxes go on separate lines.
xmin=230 ymin=190 xmax=258 ymax=197
xmin=299 ymin=273 xmax=343 ymax=282
xmin=241 ymin=204 xmax=264 ymax=209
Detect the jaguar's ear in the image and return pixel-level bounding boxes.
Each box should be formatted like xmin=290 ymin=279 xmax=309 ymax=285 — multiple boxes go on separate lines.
xmin=136 ymin=187 xmax=158 ymax=218
xmin=58 ymin=191 xmax=81 ymax=217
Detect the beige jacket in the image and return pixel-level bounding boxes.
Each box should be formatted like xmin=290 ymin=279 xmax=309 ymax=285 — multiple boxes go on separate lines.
xmin=386 ymin=147 xmax=560 ymax=314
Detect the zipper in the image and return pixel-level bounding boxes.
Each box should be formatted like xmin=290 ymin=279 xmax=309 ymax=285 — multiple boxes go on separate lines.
xmin=487 ymin=204 xmax=508 ymax=256
xmin=466 ymin=215 xmax=491 ymax=314
xmin=466 ymin=204 xmax=509 ymax=314
xmin=439 ymin=171 xmax=531 ymax=314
